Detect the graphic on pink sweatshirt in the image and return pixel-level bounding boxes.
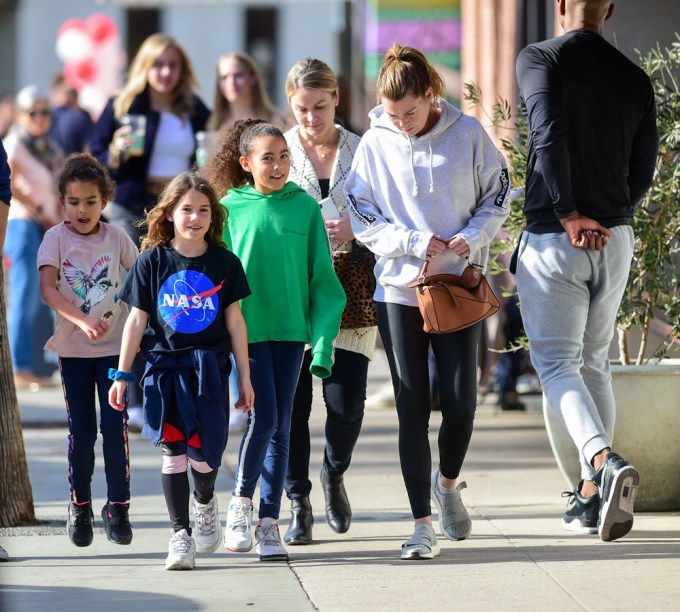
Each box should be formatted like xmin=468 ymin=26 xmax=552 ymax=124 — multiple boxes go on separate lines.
xmin=63 ymin=254 xmax=114 ymax=314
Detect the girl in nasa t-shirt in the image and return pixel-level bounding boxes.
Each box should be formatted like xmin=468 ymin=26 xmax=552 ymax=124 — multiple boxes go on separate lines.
xmin=109 ymin=171 xmax=253 ymax=571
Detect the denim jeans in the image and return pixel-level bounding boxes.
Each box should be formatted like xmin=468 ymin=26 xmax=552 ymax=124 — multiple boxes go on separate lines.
xmin=233 ymin=341 xmax=304 ymax=520
xmin=286 ymin=348 xmax=369 ymax=500
xmin=3 ymin=219 xmax=42 ymax=372
xmin=60 ymin=355 xmax=130 ymax=504
xmin=377 ymin=302 xmax=481 ymax=520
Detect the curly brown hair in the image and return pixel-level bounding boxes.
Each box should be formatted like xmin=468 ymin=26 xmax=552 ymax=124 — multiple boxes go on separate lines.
xmin=57 ymin=153 xmax=116 ymax=199
xmin=139 ymin=171 xmax=226 ymax=252
xmin=203 ymin=118 xmax=284 ymax=199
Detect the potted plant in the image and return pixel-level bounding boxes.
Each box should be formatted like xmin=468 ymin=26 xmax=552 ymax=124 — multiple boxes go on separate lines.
xmin=465 ymin=36 xmax=680 ymax=510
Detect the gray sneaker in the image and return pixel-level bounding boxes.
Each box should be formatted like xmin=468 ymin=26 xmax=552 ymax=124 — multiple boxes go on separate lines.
xmin=193 ymin=497 xmax=222 ymax=553
xmin=431 ymin=472 xmax=472 ymax=541
xmin=401 ymin=523 xmax=440 ymax=560
xmin=593 ymin=452 xmax=640 ymax=542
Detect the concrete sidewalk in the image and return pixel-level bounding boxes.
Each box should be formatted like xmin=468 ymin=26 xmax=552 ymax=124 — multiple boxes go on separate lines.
xmin=1 ymin=349 xmax=679 ymax=611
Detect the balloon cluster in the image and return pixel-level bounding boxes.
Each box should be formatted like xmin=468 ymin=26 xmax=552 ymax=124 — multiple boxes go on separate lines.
xmin=55 ymin=14 xmax=126 ymax=118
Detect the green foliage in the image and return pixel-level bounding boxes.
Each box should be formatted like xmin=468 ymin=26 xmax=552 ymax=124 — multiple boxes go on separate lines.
xmin=464 ymin=36 xmax=680 ymax=365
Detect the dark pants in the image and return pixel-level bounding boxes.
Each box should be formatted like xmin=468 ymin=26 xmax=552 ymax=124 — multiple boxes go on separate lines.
xmin=285 ymin=348 xmax=369 ymax=500
xmin=495 ymin=297 xmax=527 ymax=393
xmin=234 ymin=341 xmax=305 ymax=520
xmin=60 ymin=355 xmax=130 ymax=504
xmin=377 ymin=302 xmax=480 ymax=519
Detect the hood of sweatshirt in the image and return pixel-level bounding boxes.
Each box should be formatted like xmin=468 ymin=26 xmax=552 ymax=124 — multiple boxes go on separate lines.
xmin=368 ymin=100 xmax=463 ymax=196
xmin=227 ymin=181 xmax=307 ymax=203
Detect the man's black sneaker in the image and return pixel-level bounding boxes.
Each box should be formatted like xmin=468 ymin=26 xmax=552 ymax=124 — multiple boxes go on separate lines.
xmin=561 ymin=480 xmax=599 ymax=534
xmin=593 ymin=452 xmax=639 ymax=542
xmin=101 ymin=503 xmax=133 ymax=545
xmin=67 ymin=502 xmax=94 ymax=547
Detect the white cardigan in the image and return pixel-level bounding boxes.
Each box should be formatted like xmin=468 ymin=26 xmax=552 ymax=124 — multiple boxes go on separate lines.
xmin=284 ymin=124 xmax=377 ymax=359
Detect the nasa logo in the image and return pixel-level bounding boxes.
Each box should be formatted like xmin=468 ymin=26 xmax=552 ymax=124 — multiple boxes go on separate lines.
xmin=158 ymin=271 xmax=223 ymax=333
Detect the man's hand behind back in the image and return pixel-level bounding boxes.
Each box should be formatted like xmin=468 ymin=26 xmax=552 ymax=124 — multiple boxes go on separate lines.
xmin=559 ymin=213 xmax=613 ymax=250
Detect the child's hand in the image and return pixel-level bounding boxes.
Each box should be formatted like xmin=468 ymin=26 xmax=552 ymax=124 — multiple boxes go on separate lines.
xmin=77 ymin=316 xmax=109 ymax=341
xmin=108 ymin=380 xmax=127 ymax=412
xmin=234 ymin=379 xmax=254 ymax=412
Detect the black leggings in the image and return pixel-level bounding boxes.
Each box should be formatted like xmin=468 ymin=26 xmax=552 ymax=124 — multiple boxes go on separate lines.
xmin=377 ymin=302 xmax=481 ymax=519
xmin=285 ymin=348 xmax=369 ymax=499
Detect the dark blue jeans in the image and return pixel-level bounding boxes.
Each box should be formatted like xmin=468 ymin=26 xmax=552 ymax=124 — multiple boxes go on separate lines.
xmin=377 ymin=302 xmax=481 ymax=520
xmin=60 ymin=356 xmax=130 ymax=504
xmin=233 ymin=341 xmax=304 ymax=520
xmin=286 ymin=348 xmax=369 ymax=500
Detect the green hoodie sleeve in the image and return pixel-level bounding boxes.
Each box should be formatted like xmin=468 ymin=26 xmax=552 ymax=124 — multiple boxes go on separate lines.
xmin=307 ymin=207 xmax=346 ymax=378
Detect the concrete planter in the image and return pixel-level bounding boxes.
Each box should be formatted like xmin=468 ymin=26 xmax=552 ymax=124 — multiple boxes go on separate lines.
xmin=543 ymin=360 xmax=680 ymax=511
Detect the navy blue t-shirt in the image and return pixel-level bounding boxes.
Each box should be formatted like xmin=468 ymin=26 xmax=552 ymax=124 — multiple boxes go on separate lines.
xmin=119 ymin=242 xmax=251 ymax=355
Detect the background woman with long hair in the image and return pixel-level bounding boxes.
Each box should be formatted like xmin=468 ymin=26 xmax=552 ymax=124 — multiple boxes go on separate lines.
xmin=90 ymin=33 xmax=210 ymax=426
xmin=281 ymin=58 xmax=377 ymax=546
xmin=207 ymin=51 xmax=284 ymax=134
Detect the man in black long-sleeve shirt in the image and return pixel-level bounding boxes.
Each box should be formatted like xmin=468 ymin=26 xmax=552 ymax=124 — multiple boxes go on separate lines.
xmin=514 ymin=0 xmax=658 ymax=542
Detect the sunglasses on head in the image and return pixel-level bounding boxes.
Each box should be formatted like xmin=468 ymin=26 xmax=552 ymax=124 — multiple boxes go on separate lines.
xmin=28 ymin=109 xmax=51 ymax=119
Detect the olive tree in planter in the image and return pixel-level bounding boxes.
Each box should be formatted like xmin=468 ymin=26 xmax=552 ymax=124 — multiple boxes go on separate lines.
xmin=465 ymin=37 xmax=680 ymax=510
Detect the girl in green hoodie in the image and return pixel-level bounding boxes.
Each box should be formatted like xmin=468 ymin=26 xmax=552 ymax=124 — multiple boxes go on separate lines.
xmin=205 ymin=119 xmax=346 ymax=561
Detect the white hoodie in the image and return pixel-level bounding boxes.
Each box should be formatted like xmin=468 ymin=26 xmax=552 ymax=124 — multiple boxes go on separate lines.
xmin=345 ymin=99 xmax=510 ymax=307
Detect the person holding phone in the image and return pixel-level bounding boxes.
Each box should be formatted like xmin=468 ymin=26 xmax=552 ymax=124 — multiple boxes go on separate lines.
xmin=281 ymin=58 xmax=378 ymax=545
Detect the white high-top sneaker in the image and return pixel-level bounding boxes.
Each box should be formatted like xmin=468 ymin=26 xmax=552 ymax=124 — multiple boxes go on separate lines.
xmin=224 ymin=496 xmax=253 ymax=552
xmin=254 ymin=520 xmax=289 ymax=561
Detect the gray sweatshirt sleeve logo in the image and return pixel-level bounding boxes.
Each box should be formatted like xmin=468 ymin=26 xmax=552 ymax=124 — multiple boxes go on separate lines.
xmin=346 ymin=194 xmax=376 ymax=228
xmin=495 ymin=168 xmax=510 ymax=208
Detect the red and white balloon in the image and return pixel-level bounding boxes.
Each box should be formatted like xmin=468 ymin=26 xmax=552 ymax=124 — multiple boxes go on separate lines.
xmin=55 ymin=14 xmax=126 ymax=118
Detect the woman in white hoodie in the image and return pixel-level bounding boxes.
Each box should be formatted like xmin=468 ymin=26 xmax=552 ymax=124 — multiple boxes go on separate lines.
xmin=345 ymin=44 xmax=510 ymax=560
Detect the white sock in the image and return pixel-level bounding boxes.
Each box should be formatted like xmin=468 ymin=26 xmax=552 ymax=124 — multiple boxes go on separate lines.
xmin=259 ymin=517 xmax=276 ymax=527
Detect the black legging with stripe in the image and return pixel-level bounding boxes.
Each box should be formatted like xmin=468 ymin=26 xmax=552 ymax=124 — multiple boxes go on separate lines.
xmin=377 ymin=302 xmax=481 ymax=519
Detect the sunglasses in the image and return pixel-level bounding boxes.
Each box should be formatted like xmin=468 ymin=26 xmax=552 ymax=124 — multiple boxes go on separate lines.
xmin=28 ymin=109 xmax=51 ymax=119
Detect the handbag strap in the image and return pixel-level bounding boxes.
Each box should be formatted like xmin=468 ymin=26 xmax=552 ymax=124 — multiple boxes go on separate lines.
xmin=416 ymin=257 xmax=483 ymax=284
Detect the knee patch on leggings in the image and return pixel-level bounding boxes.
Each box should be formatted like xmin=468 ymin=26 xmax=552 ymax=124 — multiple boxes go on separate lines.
xmin=162 ymin=454 xmax=188 ymax=474
xmin=188 ymin=458 xmax=212 ymax=474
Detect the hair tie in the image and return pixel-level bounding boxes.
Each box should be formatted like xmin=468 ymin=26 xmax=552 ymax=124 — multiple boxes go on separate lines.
xmin=108 ymin=368 xmax=137 ymax=383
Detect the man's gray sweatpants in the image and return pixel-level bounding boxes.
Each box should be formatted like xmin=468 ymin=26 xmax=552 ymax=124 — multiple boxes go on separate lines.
xmin=515 ymin=225 xmax=634 ymax=480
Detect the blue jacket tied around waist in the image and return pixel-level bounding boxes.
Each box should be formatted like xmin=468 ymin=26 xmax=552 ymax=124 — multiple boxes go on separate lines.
xmin=141 ymin=349 xmax=231 ymax=470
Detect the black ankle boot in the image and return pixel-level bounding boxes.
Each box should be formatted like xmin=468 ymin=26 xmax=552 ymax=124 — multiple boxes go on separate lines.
xmin=283 ymin=497 xmax=314 ymax=545
xmin=320 ymin=468 xmax=351 ymax=534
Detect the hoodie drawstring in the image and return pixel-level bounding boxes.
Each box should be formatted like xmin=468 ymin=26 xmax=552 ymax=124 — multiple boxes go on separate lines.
xmin=408 ymin=135 xmax=435 ymax=196
xmin=409 ymin=137 xmax=418 ymax=197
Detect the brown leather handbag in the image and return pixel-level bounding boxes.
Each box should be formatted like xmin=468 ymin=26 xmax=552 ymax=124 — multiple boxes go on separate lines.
xmin=408 ymin=260 xmax=500 ymax=334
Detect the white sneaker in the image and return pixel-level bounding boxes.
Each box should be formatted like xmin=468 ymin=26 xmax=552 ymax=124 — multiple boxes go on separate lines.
xmin=224 ymin=496 xmax=253 ymax=552
xmin=165 ymin=528 xmax=196 ymax=570
xmin=193 ymin=497 xmax=222 ymax=553
xmin=254 ymin=522 xmax=288 ymax=561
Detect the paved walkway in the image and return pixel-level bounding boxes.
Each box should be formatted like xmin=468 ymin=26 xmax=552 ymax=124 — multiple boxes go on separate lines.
xmin=1 ymin=350 xmax=679 ymax=611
